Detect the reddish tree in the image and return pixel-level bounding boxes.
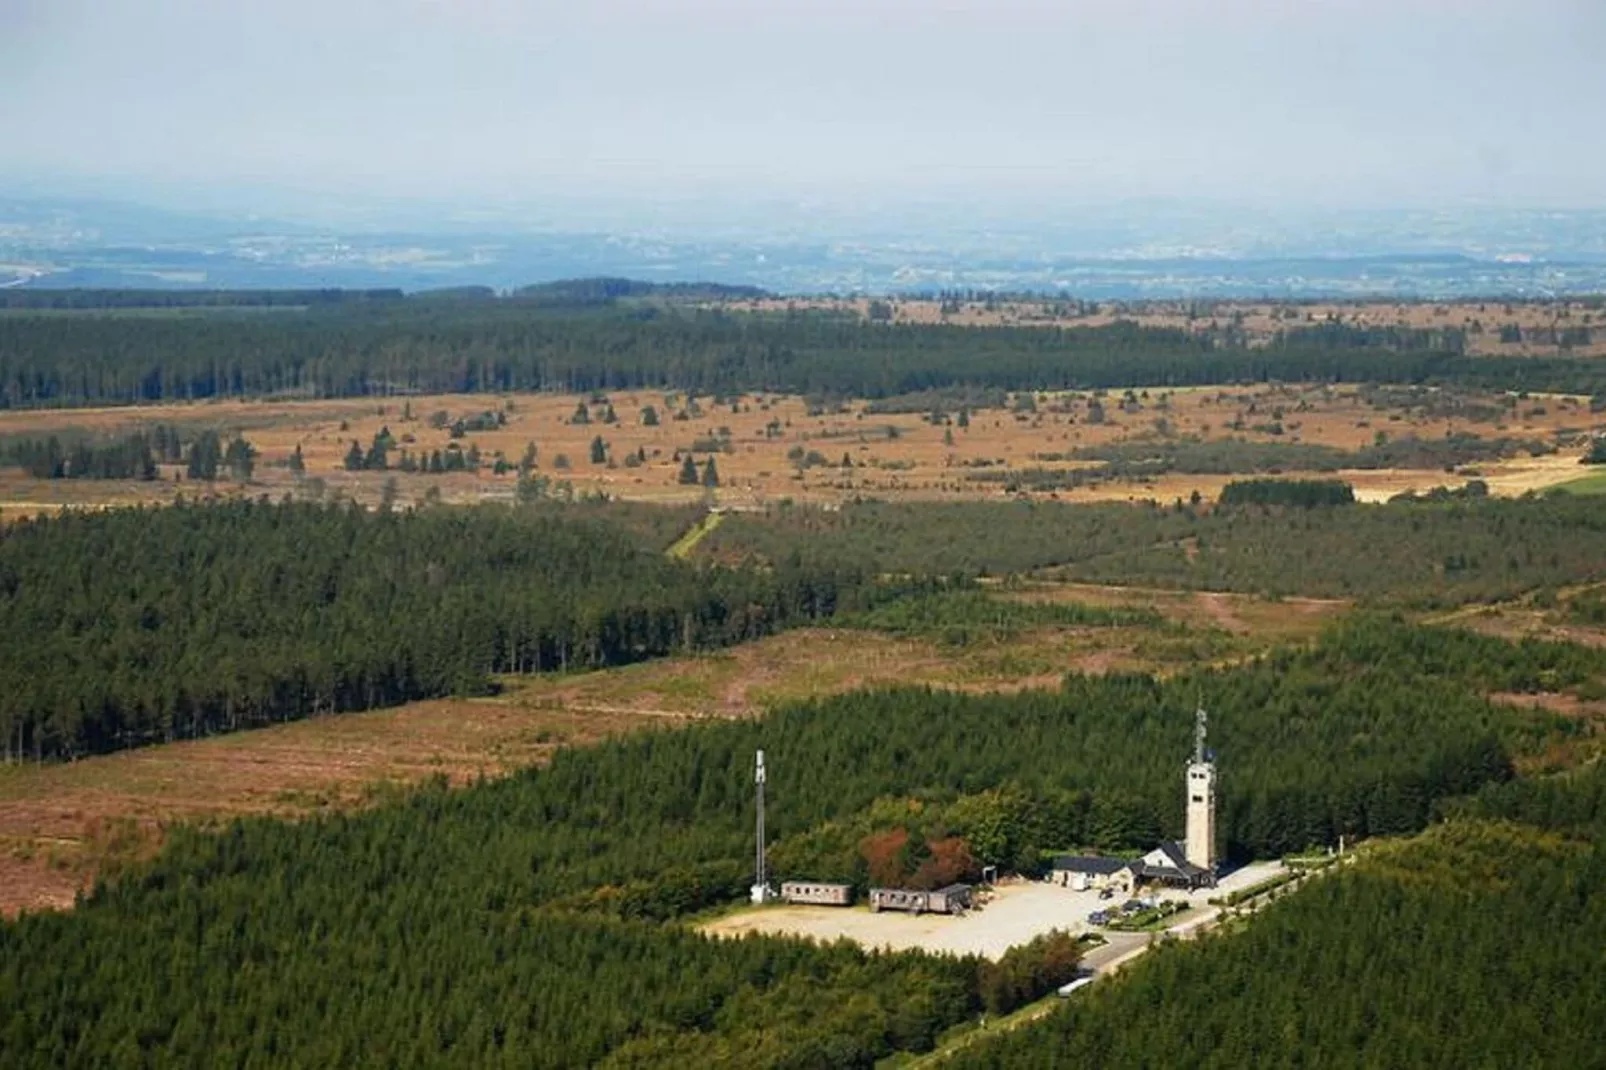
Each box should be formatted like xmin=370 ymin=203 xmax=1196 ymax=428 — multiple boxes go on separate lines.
xmin=909 ymin=836 xmax=977 ymax=890
xmin=859 ymin=828 xmax=913 ymax=887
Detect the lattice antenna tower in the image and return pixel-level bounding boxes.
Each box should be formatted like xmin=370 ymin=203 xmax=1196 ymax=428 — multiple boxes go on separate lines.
xmin=1194 ymin=706 xmax=1208 ymax=765
xmin=751 ymin=749 xmax=771 ymax=902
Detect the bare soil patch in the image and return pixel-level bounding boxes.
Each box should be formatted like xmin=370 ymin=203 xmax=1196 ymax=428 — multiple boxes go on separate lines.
xmin=0 ymin=687 xmax=663 ymax=917
xmin=1005 ymin=581 xmax=1347 ymax=644
xmin=1439 ymin=605 xmax=1606 ymax=651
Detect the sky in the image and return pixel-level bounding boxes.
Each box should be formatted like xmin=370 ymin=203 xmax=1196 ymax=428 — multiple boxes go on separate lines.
xmin=4 ymin=0 xmax=1605 ymax=220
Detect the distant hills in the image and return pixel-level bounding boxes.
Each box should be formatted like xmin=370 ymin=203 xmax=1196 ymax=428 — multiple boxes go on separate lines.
xmin=4 ymin=192 xmax=1606 ymax=297
xmin=513 ymin=278 xmax=768 ymax=304
xmin=0 ymin=279 xmax=768 ymax=311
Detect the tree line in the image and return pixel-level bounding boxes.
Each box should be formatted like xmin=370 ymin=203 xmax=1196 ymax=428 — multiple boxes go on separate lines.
xmin=0 ymin=425 xmax=258 ymax=481
xmin=1062 ymin=431 xmax=1553 ymax=480
xmin=11 ymin=297 xmax=1606 ymax=408
xmin=1218 ymin=478 xmax=1355 ymax=507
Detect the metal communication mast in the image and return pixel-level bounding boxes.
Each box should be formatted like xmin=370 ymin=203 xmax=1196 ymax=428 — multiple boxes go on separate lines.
xmin=751 ymin=749 xmax=772 ymax=903
xmin=1194 ymin=706 xmax=1208 ymax=764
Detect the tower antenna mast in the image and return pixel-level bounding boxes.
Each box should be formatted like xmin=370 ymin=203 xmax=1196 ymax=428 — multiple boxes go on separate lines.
xmin=751 ymin=749 xmax=772 ymax=903
xmin=1184 ymin=706 xmax=1218 ymax=877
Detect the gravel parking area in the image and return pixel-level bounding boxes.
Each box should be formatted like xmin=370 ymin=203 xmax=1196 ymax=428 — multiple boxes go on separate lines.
xmin=703 ymin=860 xmax=1287 ymax=961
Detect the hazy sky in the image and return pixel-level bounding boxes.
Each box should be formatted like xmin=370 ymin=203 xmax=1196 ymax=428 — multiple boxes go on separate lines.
xmin=5 ymin=0 xmax=1605 ymax=215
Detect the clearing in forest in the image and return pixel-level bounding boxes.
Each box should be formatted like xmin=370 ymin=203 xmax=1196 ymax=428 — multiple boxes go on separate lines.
xmin=702 ymin=862 xmax=1284 ymax=961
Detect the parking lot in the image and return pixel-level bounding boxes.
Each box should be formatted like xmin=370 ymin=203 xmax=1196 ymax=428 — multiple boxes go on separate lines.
xmin=702 ymin=860 xmax=1286 ymax=961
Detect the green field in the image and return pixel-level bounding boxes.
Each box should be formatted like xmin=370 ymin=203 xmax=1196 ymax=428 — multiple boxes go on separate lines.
xmin=1553 ymin=468 xmax=1606 ymax=495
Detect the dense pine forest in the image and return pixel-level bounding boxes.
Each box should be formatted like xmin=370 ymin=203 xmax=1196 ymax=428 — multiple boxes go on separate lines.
xmin=6 ymin=294 xmax=1606 ymax=408
xmin=950 ymin=766 xmax=1606 ymax=1069
xmin=0 ymin=501 xmax=894 ymax=760
xmin=701 ymin=495 xmax=1606 ymax=605
xmin=0 ymin=618 xmax=1581 ymax=1066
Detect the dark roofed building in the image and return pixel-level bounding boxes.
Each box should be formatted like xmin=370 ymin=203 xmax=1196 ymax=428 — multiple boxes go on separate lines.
xmin=1050 ymin=855 xmax=1135 ymax=893
xmin=1132 ymin=841 xmax=1214 ymax=889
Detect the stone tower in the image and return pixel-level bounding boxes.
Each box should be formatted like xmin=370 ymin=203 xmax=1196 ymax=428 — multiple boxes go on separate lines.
xmin=1185 ymin=708 xmax=1217 ymax=872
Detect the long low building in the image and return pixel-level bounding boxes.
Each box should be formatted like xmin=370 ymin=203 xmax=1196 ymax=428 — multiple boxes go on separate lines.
xmin=1052 ymin=841 xmax=1215 ymax=893
xmin=868 ymin=884 xmax=973 ymax=915
xmin=780 ymin=881 xmax=854 ymax=906
xmin=1051 ymin=855 xmax=1134 ymax=894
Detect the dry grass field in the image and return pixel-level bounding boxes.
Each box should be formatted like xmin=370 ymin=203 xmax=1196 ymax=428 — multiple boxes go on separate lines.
xmin=0 ymin=584 xmax=1333 ymax=918
xmin=0 ymin=688 xmax=655 ymax=916
xmin=0 ymin=379 xmax=1600 ymax=517
xmin=735 ymin=296 xmax=1606 ymax=357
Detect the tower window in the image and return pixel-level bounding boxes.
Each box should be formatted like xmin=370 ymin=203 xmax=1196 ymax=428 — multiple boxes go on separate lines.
xmin=1191 ymin=795 xmax=1204 ymax=803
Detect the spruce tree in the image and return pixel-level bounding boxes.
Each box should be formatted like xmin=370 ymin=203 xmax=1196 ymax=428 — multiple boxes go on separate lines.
xmin=187 ymin=430 xmax=223 ymax=480
xmin=224 ymin=437 xmax=256 ymax=481
xmin=678 ymin=455 xmax=700 ymax=485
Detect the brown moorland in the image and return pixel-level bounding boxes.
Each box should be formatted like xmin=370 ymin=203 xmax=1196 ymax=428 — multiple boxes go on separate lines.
xmin=0 ymin=380 xmax=1598 ymax=518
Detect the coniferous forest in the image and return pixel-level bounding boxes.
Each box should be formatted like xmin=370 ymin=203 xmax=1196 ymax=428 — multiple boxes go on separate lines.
xmin=949 ymin=771 xmax=1606 ymax=1070
xmin=0 ymin=501 xmax=890 ymax=760
xmin=701 ymin=496 xmax=1606 ymax=605
xmin=6 ymin=297 xmax=1606 ymax=408
xmin=0 ymin=615 xmax=1583 ymax=1066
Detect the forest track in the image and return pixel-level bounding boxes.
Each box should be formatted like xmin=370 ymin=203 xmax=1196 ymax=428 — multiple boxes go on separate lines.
xmin=665 ymin=509 xmax=723 ymax=559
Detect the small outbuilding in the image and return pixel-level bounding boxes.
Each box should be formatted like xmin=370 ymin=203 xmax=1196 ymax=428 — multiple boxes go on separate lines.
xmin=780 ymin=881 xmax=854 ymax=906
xmin=868 ymin=883 xmax=973 ymax=915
